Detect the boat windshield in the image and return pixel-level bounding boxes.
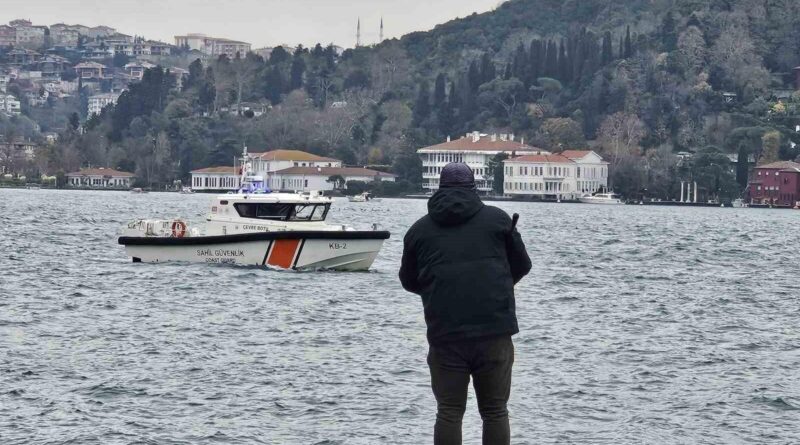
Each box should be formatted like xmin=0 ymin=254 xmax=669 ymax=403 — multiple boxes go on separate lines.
xmin=234 ymin=203 xmax=330 ymax=221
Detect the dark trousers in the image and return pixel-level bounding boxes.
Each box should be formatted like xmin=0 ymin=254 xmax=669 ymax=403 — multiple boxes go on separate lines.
xmin=427 ymin=335 xmax=514 ymax=445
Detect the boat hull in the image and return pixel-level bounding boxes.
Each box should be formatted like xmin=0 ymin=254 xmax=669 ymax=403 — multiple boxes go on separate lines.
xmin=579 ymin=197 xmax=625 ymax=205
xmin=118 ymin=231 xmax=390 ymax=271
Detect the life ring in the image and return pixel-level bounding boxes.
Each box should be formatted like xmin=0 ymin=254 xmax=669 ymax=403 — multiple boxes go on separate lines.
xmin=171 ymin=220 xmax=187 ymax=238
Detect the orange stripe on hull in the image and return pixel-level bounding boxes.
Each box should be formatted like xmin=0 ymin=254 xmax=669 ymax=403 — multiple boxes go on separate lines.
xmin=267 ymin=239 xmax=301 ymax=269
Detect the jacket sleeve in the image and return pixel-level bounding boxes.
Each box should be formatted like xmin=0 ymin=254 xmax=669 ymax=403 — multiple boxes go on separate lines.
xmin=399 ymin=232 xmax=423 ymax=295
xmin=507 ymin=227 xmax=532 ymax=284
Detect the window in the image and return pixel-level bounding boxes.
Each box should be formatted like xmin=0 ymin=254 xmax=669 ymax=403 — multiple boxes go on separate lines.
xmin=234 ymin=203 xmax=330 ymax=221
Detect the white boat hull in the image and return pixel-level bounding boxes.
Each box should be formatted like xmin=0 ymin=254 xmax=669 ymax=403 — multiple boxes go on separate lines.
xmin=579 ymin=197 xmax=625 ymax=205
xmin=119 ymin=232 xmax=389 ymax=271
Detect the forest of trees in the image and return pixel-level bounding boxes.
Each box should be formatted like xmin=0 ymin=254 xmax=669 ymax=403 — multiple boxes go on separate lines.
xmin=13 ymin=0 xmax=800 ymax=199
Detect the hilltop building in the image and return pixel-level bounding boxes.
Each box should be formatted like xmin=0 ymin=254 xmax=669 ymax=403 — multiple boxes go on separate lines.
xmin=0 ymin=94 xmax=21 ymax=115
xmin=417 ymin=132 xmax=546 ymax=194
xmin=0 ymin=25 xmax=15 ymax=47
xmin=503 ymin=150 xmax=609 ymax=200
xmin=174 ymin=34 xmax=251 ymax=58
xmin=87 ymin=92 xmax=121 ymax=116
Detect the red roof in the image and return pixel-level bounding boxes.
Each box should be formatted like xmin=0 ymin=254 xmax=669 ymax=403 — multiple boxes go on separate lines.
xmin=190 ymin=166 xmax=238 ymax=174
xmin=756 ymin=161 xmax=800 ymax=169
xmin=419 ymin=136 xmax=544 ymax=152
xmin=66 ymin=167 xmax=134 ymax=177
xmin=507 ymin=154 xmax=575 ymax=164
xmin=275 ymin=166 xmax=396 ymax=177
xmin=560 ymin=150 xmax=593 ymax=159
xmin=249 ymin=149 xmax=338 ymax=162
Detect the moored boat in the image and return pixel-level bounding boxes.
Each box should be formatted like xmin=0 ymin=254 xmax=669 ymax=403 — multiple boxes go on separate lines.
xmin=118 ymin=149 xmax=390 ymax=271
xmin=347 ymin=192 xmax=380 ymax=202
xmin=579 ymin=192 xmax=625 ymax=205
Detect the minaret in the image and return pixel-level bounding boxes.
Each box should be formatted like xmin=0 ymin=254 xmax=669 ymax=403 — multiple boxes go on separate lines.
xmin=356 ymin=18 xmax=361 ymax=47
xmin=380 ymin=17 xmax=384 ymax=42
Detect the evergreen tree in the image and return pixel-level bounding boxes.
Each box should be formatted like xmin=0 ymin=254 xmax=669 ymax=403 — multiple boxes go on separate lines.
xmin=433 ymin=73 xmax=447 ymax=109
xmin=269 ymin=46 xmax=290 ymax=65
xmin=289 ymin=51 xmax=306 ymax=90
xmin=625 ymin=25 xmax=633 ymax=57
xmin=480 ymin=52 xmax=496 ymax=83
xmin=448 ymin=82 xmax=460 ymax=111
xmin=558 ymin=39 xmax=569 ymax=82
xmin=546 ymin=40 xmax=558 ymax=77
xmin=618 ymin=35 xmax=625 ymax=59
xmin=661 ymin=13 xmax=677 ymax=51
xmin=602 ymin=31 xmax=613 ymax=64
xmin=412 ymin=82 xmax=431 ymax=126
xmin=264 ymin=65 xmax=284 ymax=105
xmin=467 ymin=61 xmax=481 ymax=92
xmin=185 ymin=59 xmax=203 ymax=91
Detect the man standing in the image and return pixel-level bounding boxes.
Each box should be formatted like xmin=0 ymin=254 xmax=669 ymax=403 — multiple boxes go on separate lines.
xmin=399 ymin=163 xmax=532 ymax=445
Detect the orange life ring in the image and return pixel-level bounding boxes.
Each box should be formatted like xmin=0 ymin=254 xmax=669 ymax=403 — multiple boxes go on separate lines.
xmin=171 ymin=220 xmax=187 ymax=238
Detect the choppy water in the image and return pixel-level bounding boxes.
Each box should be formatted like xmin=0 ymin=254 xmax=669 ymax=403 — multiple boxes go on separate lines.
xmin=1 ymin=189 xmax=799 ymax=444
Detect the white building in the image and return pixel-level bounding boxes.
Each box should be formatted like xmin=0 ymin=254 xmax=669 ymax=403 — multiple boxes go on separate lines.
xmin=13 ymin=24 xmax=45 ymax=49
xmin=174 ymin=34 xmax=251 ymax=58
xmin=189 ymin=166 xmax=241 ymax=191
xmin=66 ymin=167 xmax=135 ymax=188
xmin=0 ymin=94 xmax=21 ymax=115
xmin=87 ymin=93 xmax=120 ymax=116
xmin=272 ymin=166 xmax=396 ymax=192
xmin=190 ymin=150 xmax=370 ymax=192
xmin=503 ymin=150 xmax=608 ymax=200
xmin=247 ymin=149 xmax=341 ymax=191
xmin=418 ymin=132 xmax=547 ymax=193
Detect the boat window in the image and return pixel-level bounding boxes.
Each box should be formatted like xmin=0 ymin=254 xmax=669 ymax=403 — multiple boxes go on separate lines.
xmin=292 ymin=204 xmax=329 ymax=221
xmin=293 ymin=204 xmax=315 ymax=220
xmin=233 ymin=203 xmax=329 ymax=221
xmin=234 ymin=203 xmax=293 ymax=220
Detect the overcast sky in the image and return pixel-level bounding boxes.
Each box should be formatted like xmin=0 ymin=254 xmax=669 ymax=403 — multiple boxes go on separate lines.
xmin=2 ymin=0 xmax=503 ymax=48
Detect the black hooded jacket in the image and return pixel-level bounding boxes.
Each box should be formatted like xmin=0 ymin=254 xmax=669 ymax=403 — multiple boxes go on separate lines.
xmin=399 ymin=188 xmax=532 ymax=344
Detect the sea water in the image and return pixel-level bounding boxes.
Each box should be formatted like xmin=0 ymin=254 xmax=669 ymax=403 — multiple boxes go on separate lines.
xmin=1 ymin=189 xmax=799 ymax=444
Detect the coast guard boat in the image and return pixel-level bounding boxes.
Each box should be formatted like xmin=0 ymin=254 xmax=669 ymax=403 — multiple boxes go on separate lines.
xmin=118 ymin=149 xmax=390 ymax=271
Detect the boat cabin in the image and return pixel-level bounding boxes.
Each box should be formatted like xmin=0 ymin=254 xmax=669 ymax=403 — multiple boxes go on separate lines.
xmin=210 ymin=192 xmax=333 ymax=223
xmin=232 ymin=201 xmax=330 ymax=221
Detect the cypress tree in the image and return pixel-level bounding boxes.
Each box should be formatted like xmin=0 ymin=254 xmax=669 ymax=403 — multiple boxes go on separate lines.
xmin=625 ymin=25 xmax=633 ymax=58
xmin=448 ymin=81 xmax=460 ymax=114
xmin=480 ymin=52 xmax=496 ymax=83
xmin=289 ymin=53 xmax=305 ymax=90
xmin=512 ymin=43 xmax=526 ymax=79
xmin=467 ymin=61 xmax=481 ymax=92
xmin=546 ymin=40 xmax=558 ymax=77
xmin=619 ymin=35 xmax=625 ymax=59
xmin=433 ymin=73 xmax=447 ymax=109
xmin=529 ymin=40 xmax=540 ymax=81
xmin=602 ymin=31 xmax=613 ymax=64
xmin=412 ymin=82 xmax=431 ymax=127
xmin=558 ymin=39 xmax=568 ymax=81
xmin=660 ymin=14 xmax=677 ymax=51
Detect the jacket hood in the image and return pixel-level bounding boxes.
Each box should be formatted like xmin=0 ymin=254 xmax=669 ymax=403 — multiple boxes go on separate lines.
xmin=427 ymin=188 xmax=484 ymax=226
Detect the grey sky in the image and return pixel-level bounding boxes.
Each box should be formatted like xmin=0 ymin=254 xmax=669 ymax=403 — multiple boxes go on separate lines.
xmin=3 ymin=0 xmax=503 ymax=49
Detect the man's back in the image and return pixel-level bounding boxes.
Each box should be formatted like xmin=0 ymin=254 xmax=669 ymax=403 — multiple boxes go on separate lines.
xmin=400 ymin=187 xmax=531 ymax=344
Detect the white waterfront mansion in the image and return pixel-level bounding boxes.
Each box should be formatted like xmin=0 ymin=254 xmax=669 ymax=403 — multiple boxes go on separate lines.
xmin=503 ymin=150 xmax=608 ymax=200
xmin=418 ymin=132 xmax=547 ymax=193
